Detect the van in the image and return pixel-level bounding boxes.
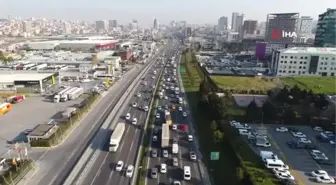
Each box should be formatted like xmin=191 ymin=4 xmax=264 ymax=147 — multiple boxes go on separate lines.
xmin=183 ymin=166 xmax=191 ymax=180
xmin=264 ymin=159 xmax=289 ymax=169
xmin=239 ymin=129 xmax=251 ymax=136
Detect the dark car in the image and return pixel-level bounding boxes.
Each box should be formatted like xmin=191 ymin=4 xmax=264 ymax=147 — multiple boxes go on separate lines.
xmin=316 ymin=159 xmax=333 ymax=165
xmin=288 ymin=127 xmax=299 ymax=132
xmin=286 ymin=141 xmax=302 ymax=149
xmin=304 ymin=144 xmax=317 ymax=149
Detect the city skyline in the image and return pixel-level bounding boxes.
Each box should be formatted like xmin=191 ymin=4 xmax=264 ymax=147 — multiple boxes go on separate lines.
xmin=1 ymin=0 xmax=335 ymax=26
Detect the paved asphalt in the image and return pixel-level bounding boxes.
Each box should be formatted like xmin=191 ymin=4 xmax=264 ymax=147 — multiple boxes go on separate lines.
xmin=76 ymin=44 xmax=176 ymax=185
xmin=18 ymin=63 xmax=149 ymax=185
xmin=146 ymin=52 xmax=202 ymax=185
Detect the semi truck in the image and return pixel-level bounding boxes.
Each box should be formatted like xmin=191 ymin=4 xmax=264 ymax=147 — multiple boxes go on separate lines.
xmin=54 ymin=87 xmax=72 ymax=102
xmin=161 ymin=123 xmax=170 ymax=148
xmin=109 ymin=122 xmax=126 ymax=152
xmin=165 ymin=110 xmax=172 ymax=125
xmin=60 ymin=87 xmax=78 ymax=102
xmin=68 ymin=87 xmax=84 ymax=100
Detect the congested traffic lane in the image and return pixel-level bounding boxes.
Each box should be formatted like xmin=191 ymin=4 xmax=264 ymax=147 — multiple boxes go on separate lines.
xmin=146 ymin=53 xmax=202 ymax=185
xmin=79 ymin=57 xmax=165 ymax=185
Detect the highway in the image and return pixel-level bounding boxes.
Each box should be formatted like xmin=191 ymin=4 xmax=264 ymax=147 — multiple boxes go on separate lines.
xmin=69 ymin=42 xmax=178 ymax=185
xmin=146 ymin=49 xmax=202 ymax=185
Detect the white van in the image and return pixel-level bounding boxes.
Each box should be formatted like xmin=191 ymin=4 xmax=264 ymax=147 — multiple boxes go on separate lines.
xmin=183 ymin=166 xmax=191 ymax=180
xmin=172 ymin=143 xmax=179 ymax=154
xmin=264 ymin=159 xmax=289 ymax=169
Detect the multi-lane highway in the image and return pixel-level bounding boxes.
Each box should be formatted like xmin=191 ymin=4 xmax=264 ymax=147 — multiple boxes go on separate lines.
xmin=65 ymin=41 xmax=179 ymax=185
xmin=146 ymin=49 xmax=202 ymax=185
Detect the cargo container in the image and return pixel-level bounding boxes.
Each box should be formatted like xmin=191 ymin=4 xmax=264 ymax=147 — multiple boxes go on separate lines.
xmin=0 ymin=103 xmax=12 ymax=115
xmin=161 ymin=123 xmax=170 ymax=148
xmin=68 ymin=87 xmax=84 ymax=100
xmin=109 ymin=123 xmax=126 ymax=152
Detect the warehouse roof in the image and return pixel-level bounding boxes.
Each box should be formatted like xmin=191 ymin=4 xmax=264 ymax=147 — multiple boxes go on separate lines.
xmin=0 ymin=72 xmax=55 ymax=83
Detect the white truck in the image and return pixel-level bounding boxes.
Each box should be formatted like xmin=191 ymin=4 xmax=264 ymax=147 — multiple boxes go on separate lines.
xmin=54 ymin=87 xmax=72 ymax=103
xmin=161 ymin=123 xmax=170 ymax=149
xmin=178 ymin=97 xmax=183 ymax=104
xmin=60 ymin=87 xmax=78 ymax=102
xmin=175 ymin=87 xmax=180 ymax=95
xmin=109 ymin=123 xmax=126 ymax=152
xmin=68 ymin=87 xmax=84 ymax=100
xmin=172 ymin=143 xmax=179 ymax=154
xmin=260 ymin=151 xmax=278 ymax=162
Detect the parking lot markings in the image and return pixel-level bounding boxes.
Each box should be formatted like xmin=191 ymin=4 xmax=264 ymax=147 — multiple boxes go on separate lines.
xmin=267 ymin=134 xmax=280 ymax=150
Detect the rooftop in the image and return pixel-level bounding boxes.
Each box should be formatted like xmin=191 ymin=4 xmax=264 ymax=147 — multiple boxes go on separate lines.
xmin=280 ymin=47 xmax=336 ymax=55
xmin=28 ymin=124 xmax=58 ymax=137
xmin=0 ymin=72 xmax=55 ymax=83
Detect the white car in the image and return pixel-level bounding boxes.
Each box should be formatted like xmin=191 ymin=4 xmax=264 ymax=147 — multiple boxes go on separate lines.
xmin=188 ymin=135 xmax=193 ymax=141
xmin=178 ymin=107 xmax=183 ymax=111
xmin=126 ymin=165 xmax=134 ymax=177
xmin=152 ymin=136 xmax=158 ymax=142
xmin=160 ymin=163 xmax=167 ymax=173
xmin=144 ymin=106 xmax=149 ymax=112
xmin=310 ymin=150 xmax=328 ymax=160
xmin=298 ymin=138 xmax=311 ymax=144
xmin=292 ymin=132 xmax=306 ymax=138
xmin=173 ymin=181 xmax=181 ymax=185
xmin=132 ymin=102 xmax=137 ymax=107
xmin=115 ymin=161 xmax=124 ymax=171
xmin=189 ymin=151 xmax=197 ymax=160
xmin=156 ymin=113 xmax=160 ymax=119
xmin=164 ymin=96 xmax=168 ymax=100
xmin=313 ymin=126 xmax=323 ymax=132
xmin=172 ymin=124 xmax=177 ymax=130
xmin=273 ymin=168 xmax=291 ymax=175
xmin=276 ymin=127 xmax=288 ymax=132
xmin=125 ymin=113 xmax=131 ymax=120
xmin=311 ymin=170 xmax=328 ymax=177
xmin=183 ymin=112 xmax=187 ymax=117
xmin=275 ymin=172 xmax=295 ymax=180
xmin=330 ymin=140 xmax=335 ymax=145
xmin=163 ymin=150 xmax=169 ymax=158
xmin=316 ymin=175 xmax=335 ymax=183
xmin=132 ymin=118 xmax=137 ymax=125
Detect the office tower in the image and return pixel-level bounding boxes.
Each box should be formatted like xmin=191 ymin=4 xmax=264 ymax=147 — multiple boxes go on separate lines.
xmin=109 ymin=20 xmax=118 ymax=28
xmin=95 ymin=20 xmax=107 ymax=32
xmin=153 ymin=18 xmax=158 ymax=30
xmin=314 ymin=8 xmax=336 ymax=47
xmin=298 ymin=16 xmax=313 ymax=34
xmin=186 ymin=27 xmax=192 ymax=37
xmin=22 ymin=21 xmax=32 ymax=32
xmin=243 ymin=20 xmax=257 ymax=34
xmin=218 ymin=16 xmax=228 ymax=31
xmin=265 ymin=13 xmax=300 ymax=43
xmin=62 ymin=22 xmax=71 ymax=34
xmin=231 ymin=12 xmax=244 ymax=32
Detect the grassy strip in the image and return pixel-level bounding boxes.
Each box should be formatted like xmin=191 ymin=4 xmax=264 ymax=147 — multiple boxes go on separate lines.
xmin=180 ymin=52 xmax=243 ymax=185
xmin=30 ymin=93 xmax=100 ymax=147
xmin=0 ymin=159 xmax=34 ymax=185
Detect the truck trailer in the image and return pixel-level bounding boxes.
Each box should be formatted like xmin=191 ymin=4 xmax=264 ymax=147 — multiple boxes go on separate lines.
xmin=161 ymin=123 xmax=170 ymax=149
xmin=109 ymin=123 xmax=126 ymax=152
xmin=54 ymin=87 xmax=72 ymax=103
xmin=68 ymin=87 xmax=84 ymax=100
xmin=60 ymin=87 xmax=78 ymax=102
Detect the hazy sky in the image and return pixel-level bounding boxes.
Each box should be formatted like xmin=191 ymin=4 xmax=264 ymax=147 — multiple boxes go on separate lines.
xmin=1 ymin=0 xmax=334 ymax=25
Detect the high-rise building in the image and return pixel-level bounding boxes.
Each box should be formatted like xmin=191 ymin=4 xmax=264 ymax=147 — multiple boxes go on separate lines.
xmin=132 ymin=20 xmax=138 ymax=30
xmin=218 ymin=16 xmax=228 ymax=31
xmin=265 ymin=13 xmax=300 ymax=43
xmin=186 ymin=27 xmax=192 ymax=37
xmin=231 ymin=12 xmax=244 ymax=32
xmin=62 ymin=22 xmax=71 ymax=34
xmin=109 ymin=20 xmax=117 ymax=28
xmin=153 ymin=18 xmax=158 ymax=30
xmin=298 ymin=16 xmax=313 ymax=34
xmin=96 ymin=20 xmax=107 ymax=32
xmin=22 ymin=21 xmax=32 ymax=32
xmin=314 ymin=9 xmax=336 ymax=47
xmin=243 ymin=20 xmax=257 ymax=34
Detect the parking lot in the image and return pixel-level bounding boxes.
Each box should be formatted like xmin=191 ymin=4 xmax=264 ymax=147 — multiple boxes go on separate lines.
xmin=0 ymin=95 xmax=86 ymax=156
xmin=242 ymin=124 xmax=335 ymax=185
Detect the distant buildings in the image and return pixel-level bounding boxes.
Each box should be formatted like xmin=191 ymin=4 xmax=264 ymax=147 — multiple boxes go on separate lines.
xmin=95 ymin=20 xmax=107 ymax=32
xmin=298 ymin=16 xmax=313 ymax=34
xmin=62 ymin=22 xmax=71 ymax=34
xmin=314 ymin=8 xmax=336 ymax=47
xmin=231 ymin=12 xmax=244 ymax=32
xmin=270 ymin=47 xmax=336 ymax=77
xmin=22 ymin=21 xmax=32 ymax=32
xmin=153 ymin=18 xmax=158 ymax=30
xmin=218 ymin=16 xmax=228 ymax=31
xmin=265 ymin=13 xmax=300 ymax=44
xmin=108 ymin=20 xmax=117 ymax=28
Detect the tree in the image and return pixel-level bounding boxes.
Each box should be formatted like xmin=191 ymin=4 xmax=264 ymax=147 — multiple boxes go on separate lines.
xmin=208 ymin=94 xmax=227 ymax=121
xmin=210 ymin=120 xmax=217 ymax=130
xmin=276 ymin=87 xmax=290 ymax=103
xmin=245 ymin=100 xmax=261 ymax=122
xmin=236 ymin=167 xmax=244 ymax=180
xmin=262 ymin=101 xmax=277 ymax=121
xmin=212 ymin=130 xmax=224 ymax=144
xmin=283 ymin=108 xmax=296 ymax=124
